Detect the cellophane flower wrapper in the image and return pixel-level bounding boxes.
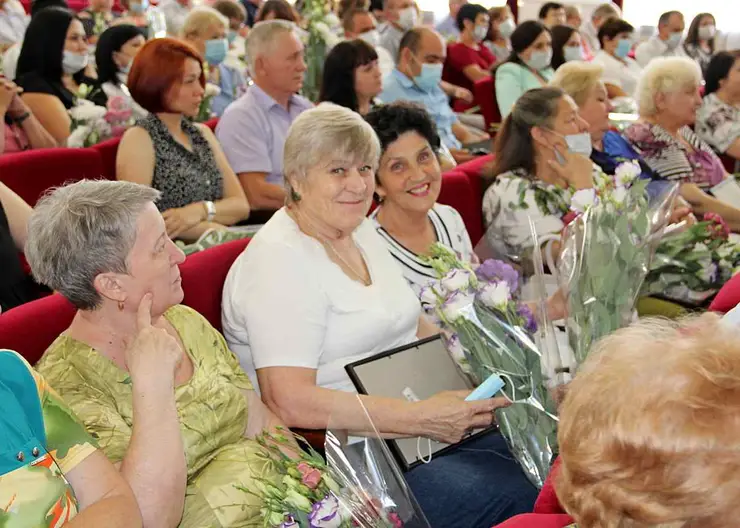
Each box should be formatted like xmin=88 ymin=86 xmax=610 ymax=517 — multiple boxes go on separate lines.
xmin=421 ymin=244 xmax=558 ymax=489
xmin=557 ymin=179 xmax=678 ymax=365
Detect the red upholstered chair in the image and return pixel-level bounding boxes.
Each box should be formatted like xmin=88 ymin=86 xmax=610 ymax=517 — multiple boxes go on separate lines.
xmin=204 ymin=117 xmax=220 ymax=131
xmin=455 ymin=153 xmax=494 ymax=202
xmin=0 ymin=148 xmax=105 ymax=206
xmin=709 ymin=273 xmax=740 ymax=313
xmin=474 ymin=76 xmax=501 ymax=132
xmin=438 ymin=170 xmax=484 ymax=245
xmin=534 ymin=458 xmax=566 ymax=514
xmin=93 ymin=137 xmax=122 ymax=180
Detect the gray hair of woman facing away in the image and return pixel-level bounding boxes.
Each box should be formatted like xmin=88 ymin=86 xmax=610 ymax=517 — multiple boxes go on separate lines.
xmin=635 ymin=56 xmax=702 ymax=118
xmin=486 ymin=87 xmax=564 ymax=190
xmin=244 ymin=19 xmax=296 ymax=73
xmin=282 ymin=102 xmax=381 ymax=201
xmin=25 ymin=180 xmax=161 ymax=311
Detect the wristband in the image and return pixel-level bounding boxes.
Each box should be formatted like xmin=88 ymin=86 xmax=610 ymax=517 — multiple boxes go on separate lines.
xmin=203 ymin=200 xmax=216 ymax=221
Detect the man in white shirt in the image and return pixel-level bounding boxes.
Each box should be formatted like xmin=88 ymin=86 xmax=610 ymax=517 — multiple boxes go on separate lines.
xmin=435 ymin=0 xmax=466 ymax=40
xmin=343 ymin=8 xmax=394 ymax=77
xmin=580 ymin=2 xmax=621 ymax=53
xmin=635 ymin=10 xmax=686 ymax=67
xmin=161 ymin=0 xmax=192 ymax=36
xmin=378 ymin=0 xmax=416 ymax=61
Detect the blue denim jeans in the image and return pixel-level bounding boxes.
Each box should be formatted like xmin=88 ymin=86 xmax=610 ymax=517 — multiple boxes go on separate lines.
xmin=405 ymin=431 xmax=538 ymax=527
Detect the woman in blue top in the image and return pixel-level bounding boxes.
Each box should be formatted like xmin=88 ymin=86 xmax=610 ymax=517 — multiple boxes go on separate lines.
xmin=494 ymin=20 xmax=554 ymax=118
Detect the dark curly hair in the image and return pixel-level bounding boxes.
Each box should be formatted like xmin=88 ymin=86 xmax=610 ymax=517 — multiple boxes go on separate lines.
xmin=319 ymin=40 xmax=378 ymax=113
xmin=365 ymin=101 xmax=441 ymax=155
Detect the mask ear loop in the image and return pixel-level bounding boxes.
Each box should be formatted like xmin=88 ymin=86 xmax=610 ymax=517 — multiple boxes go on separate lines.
xmin=417 ymin=437 xmax=433 ymax=464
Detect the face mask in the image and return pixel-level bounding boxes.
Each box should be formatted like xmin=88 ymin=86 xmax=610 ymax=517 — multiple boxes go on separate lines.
xmin=116 ymin=72 xmax=129 ymax=86
xmin=204 ymin=38 xmax=228 ymax=65
xmin=119 ymin=60 xmax=131 ymax=74
xmin=524 ymin=48 xmax=552 ymax=71
xmin=358 ymin=29 xmax=380 ymax=48
xmin=397 ymin=6 xmax=417 ymax=30
xmin=498 ymin=18 xmax=515 ymax=38
xmin=698 ymin=25 xmax=716 ymax=40
xmin=563 ymin=45 xmax=584 ymax=62
xmin=62 ymin=50 xmax=88 ymax=74
xmin=129 ymin=0 xmax=147 ymax=13
xmin=227 ymin=30 xmax=238 ymax=45
xmin=548 ymin=129 xmax=592 ymax=163
xmin=666 ymin=31 xmax=682 ymax=49
xmin=615 ymin=38 xmax=631 ymax=58
xmin=473 ymin=24 xmax=488 ymax=42
xmin=413 ymin=62 xmax=442 ymax=92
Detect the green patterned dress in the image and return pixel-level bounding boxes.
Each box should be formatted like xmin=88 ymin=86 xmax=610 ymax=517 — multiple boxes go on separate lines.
xmin=37 ymin=305 xmax=278 ymax=527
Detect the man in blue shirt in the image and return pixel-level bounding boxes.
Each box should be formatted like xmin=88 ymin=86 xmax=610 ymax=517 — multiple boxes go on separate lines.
xmin=378 ymin=27 xmax=487 ymax=163
xmin=435 ymin=0 xmax=467 ymax=40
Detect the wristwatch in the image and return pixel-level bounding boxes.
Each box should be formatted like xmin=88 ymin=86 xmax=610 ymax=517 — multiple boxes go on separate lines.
xmin=203 ymin=200 xmax=216 ymax=221
xmin=12 ymin=111 xmax=30 ymax=124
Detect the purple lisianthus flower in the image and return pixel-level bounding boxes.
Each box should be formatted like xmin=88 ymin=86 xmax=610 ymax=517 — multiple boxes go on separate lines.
xmin=476 ymin=259 xmax=519 ymax=292
xmin=308 ymin=494 xmax=342 ymax=528
xmin=280 ymin=517 xmax=299 ymax=528
xmin=517 ymin=304 xmax=537 ymax=333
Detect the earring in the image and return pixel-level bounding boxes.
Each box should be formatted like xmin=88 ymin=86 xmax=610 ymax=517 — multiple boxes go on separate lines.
xmin=290 ymin=187 xmax=302 ymax=202
xmin=117 ymin=300 xmax=125 ymax=312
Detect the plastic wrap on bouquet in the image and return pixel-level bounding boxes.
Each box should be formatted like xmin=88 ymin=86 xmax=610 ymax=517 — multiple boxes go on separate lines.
xmin=557 ymin=180 xmax=678 ymax=365
xmin=324 ymin=396 xmax=430 ymax=528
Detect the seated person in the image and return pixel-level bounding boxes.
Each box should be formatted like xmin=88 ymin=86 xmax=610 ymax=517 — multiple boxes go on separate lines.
xmin=15 ymin=7 xmax=105 ymax=145
xmin=696 ymin=51 xmax=740 ymax=162
xmin=550 ymin=24 xmax=584 ymax=70
xmin=31 ymin=180 xmax=292 ymax=527
xmin=319 ymin=39 xmax=382 ymax=116
xmin=117 ymin=38 xmax=250 ymax=242
xmin=254 ymin=0 xmax=299 ymax=24
xmin=591 ymin=17 xmax=641 ymax=98
xmin=160 ymin=0 xmax=191 ymax=36
xmin=498 ymin=314 xmax=740 ymax=527
xmin=483 ymin=5 xmax=514 ymax=63
xmin=0 ymin=0 xmax=28 ymax=51
xmin=378 ymin=27 xmax=488 ymax=164
xmin=378 ymin=0 xmax=416 ymax=61
xmin=683 ymin=12 xmax=716 ymax=75
xmin=94 ymin=24 xmax=148 ymax=119
xmin=634 ymin=10 xmax=685 ymax=67
xmin=221 ymin=103 xmax=538 ymax=528
xmin=212 ymin=0 xmax=247 ymax=53
xmin=564 ymin=4 xmax=580 ymax=29
xmin=0 ymin=349 xmax=142 ymax=527
xmin=0 ymin=76 xmax=56 ymax=154
xmin=216 ymin=20 xmax=312 ymax=214
xmin=434 ymin=0 xmax=464 ymax=40
xmin=624 ymin=57 xmax=740 ymax=231
xmin=538 ymin=1 xmax=565 ymax=29
xmin=494 ymin=20 xmax=554 ymax=118
xmin=78 ymin=0 xmax=120 ymax=42
xmin=342 ymin=7 xmax=393 ymax=77
xmin=117 ymin=0 xmax=167 ymax=38
xmin=444 ymin=3 xmax=495 ymax=94
xmin=181 ymin=6 xmax=246 ymax=117
xmin=580 ymin=1 xmax=620 ymax=53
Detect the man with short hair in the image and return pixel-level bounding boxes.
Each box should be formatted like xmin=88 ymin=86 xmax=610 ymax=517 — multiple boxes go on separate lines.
xmin=538 ymin=2 xmax=565 ymax=28
xmin=378 ymin=27 xmax=487 ymax=163
xmin=343 ymin=8 xmax=394 ymax=75
xmin=378 ymin=0 xmax=416 ymax=60
xmin=635 ymin=10 xmax=686 ymax=67
xmin=216 ymin=20 xmax=312 ymax=214
xmin=564 ymin=5 xmax=581 ymax=28
xmin=160 ymin=0 xmax=192 ymax=36
xmin=435 ymin=0 xmax=466 ymax=40
xmin=581 ymin=2 xmax=621 ymax=52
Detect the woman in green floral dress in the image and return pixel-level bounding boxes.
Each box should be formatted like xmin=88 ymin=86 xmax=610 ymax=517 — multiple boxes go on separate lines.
xmin=29 ymin=180 xmax=290 ymax=528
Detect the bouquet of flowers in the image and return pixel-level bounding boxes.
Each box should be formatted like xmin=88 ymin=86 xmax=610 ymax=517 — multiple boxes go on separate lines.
xmin=68 ymin=96 xmax=135 ymax=148
xmin=244 ymin=426 xmax=416 ymax=527
xmin=301 ymin=0 xmax=340 ymax=102
xmin=196 ymin=83 xmax=221 ymax=122
xmin=643 ymin=212 xmax=740 ymax=304
xmin=557 ymin=161 xmax=678 ymax=365
xmin=420 ymin=244 xmax=558 ymax=488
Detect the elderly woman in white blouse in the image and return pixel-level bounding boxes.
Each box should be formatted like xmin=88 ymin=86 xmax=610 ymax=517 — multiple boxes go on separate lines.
xmin=222 ymin=103 xmax=538 ymax=528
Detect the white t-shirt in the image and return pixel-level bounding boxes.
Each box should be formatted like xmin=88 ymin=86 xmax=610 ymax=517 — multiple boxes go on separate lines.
xmin=221 ymin=208 xmax=421 ymax=393
xmin=593 ymin=50 xmax=642 ymax=97
xmin=370 ymin=203 xmax=474 ymax=296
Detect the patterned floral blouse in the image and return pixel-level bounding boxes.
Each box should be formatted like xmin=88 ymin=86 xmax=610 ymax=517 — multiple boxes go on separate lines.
xmin=695 ymin=93 xmax=740 ymax=156
xmin=37 ymin=305 xmax=278 ymax=527
xmin=0 ymin=349 xmax=96 ymax=527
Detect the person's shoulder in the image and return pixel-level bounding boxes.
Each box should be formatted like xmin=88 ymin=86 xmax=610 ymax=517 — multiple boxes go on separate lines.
xmin=16 ymin=71 xmax=54 ymax=94
xmin=0 ymin=349 xmax=35 ymax=384
xmin=432 ymin=203 xmax=464 ymax=225
xmin=291 ymin=93 xmax=314 ymax=111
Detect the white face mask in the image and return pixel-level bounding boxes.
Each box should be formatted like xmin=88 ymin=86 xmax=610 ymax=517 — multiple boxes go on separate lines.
xmin=397 ymin=6 xmax=417 ymax=30
xmin=498 ymin=18 xmax=515 ymax=38
xmin=563 ymin=45 xmax=584 ymax=62
xmin=473 ymin=24 xmax=488 ymax=42
xmin=358 ymin=29 xmax=380 ymax=47
xmin=62 ymin=50 xmax=89 ymax=75
xmin=698 ymin=25 xmax=716 ymax=40
xmin=564 ymin=131 xmax=593 ymax=157
xmin=666 ymin=31 xmax=683 ymax=49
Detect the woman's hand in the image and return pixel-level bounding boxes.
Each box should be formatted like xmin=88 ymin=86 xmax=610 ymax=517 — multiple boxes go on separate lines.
xmin=416 ymin=390 xmax=510 ymax=444
xmin=124 ymin=294 xmax=183 ymax=387
xmin=0 ymin=78 xmax=19 ymax=113
xmin=162 ymin=203 xmax=206 ymax=239
xmin=548 ymin=146 xmax=594 ymax=190
xmin=454 ymin=86 xmax=474 ymax=103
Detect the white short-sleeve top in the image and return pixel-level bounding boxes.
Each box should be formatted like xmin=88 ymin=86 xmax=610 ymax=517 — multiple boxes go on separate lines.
xmin=221 ymin=208 xmax=421 ymax=393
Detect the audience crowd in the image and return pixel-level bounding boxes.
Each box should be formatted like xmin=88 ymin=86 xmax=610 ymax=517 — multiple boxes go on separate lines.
xmin=2 ymin=0 xmax=740 ymax=526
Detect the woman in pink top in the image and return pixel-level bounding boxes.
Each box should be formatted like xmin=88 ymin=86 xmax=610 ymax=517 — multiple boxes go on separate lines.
xmin=0 ymin=77 xmax=56 ymax=154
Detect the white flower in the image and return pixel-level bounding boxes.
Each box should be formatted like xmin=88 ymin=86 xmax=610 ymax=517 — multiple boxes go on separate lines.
xmin=614 ymin=160 xmax=641 ymax=187
xmin=419 ymin=282 xmax=442 ymax=312
xmin=307 ymin=494 xmax=342 ymax=528
xmin=284 ymin=489 xmax=312 ymax=513
xmin=718 ymin=244 xmax=736 ymax=259
xmin=477 ymin=281 xmax=511 ymax=310
xmin=441 ymin=291 xmax=475 ymax=322
xmin=69 ymin=103 xmax=107 ymax=122
xmin=440 ymin=269 xmax=472 ymax=294
xmin=697 ymin=262 xmax=718 ymax=284
xmin=611 ymin=185 xmax=628 ymax=205
xmin=570 ymin=188 xmax=597 ymax=213
xmin=204 ymin=83 xmax=221 ymax=98
xmin=67 ymin=125 xmax=92 ymax=148
xmin=445 ymin=333 xmax=472 ymax=374
xmin=694 ymin=242 xmax=710 ymax=253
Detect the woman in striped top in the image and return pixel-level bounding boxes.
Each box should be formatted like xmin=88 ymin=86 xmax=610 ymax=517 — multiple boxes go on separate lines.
xmin=365 ymin=102 xmax=476 ymax=295
xmin=624 ymin=56 xmax=740 ymax=231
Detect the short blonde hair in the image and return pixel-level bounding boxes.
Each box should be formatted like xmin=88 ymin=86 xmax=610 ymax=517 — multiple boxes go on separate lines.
xmin=635 ymin=56 xmax=702 ymax=117
xmin=283 ymin=103 xmax=381 ymax=197
xmin=550 ymin=61 xmax=604 ymax=107
xmin=181 ymin=6 xmax=227 ymax=39
xmin=556 ymin=314 xmax=740 ymax=528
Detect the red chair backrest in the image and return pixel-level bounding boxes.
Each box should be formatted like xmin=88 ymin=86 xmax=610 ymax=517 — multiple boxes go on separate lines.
xmin=92 ymin=136 xmax=122 ymax=180
xmin=0 ymin=148 xmax=105 ymax=206
xmin=203 ymin=117 xmax=220 ymax=131
xmin=438 ymin=170 xmax=484 ymax=246
xmin=709 ymin=273 xmax=740 ymax=313
xmin=474 ymin=76 xmax=500 ymax=132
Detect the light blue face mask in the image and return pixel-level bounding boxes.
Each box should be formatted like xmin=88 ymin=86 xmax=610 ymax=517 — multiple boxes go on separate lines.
xmin=615 ymin=38 xmax=632 ymax=58
xmin=129 ymin=0 xmax=148 ymax=14
xmin=412 ymin=57 xmax=442 ymax=92
xmin=524 ymin=48 xmax=552 ymax=71
xmin=563 ymin=45 xmax=584 ymax=62
xmin=666 ymin=31 xmax=682 ymax=49
xmin=549 ymin=130 xmax=593 ymax=164
xmin=204 ymin=38 xmax=228 ymax=65
xmin=227 ymin=30 xmax=238 ymax=45
xmin=498 ymin=18 xmax=515 ymax=39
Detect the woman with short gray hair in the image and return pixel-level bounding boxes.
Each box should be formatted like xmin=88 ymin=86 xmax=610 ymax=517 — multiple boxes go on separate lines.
xmin=31 ymin=179 xmax=293 ymax=527
xmin=222 ymin=103 xmax=539 ymax=527
xmin=624 ymin=56 xmax=740 ymax=231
